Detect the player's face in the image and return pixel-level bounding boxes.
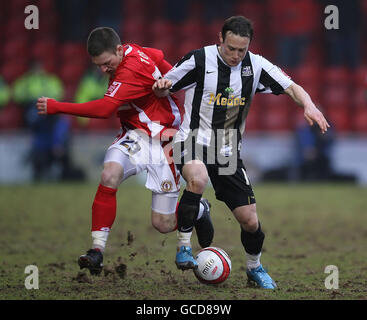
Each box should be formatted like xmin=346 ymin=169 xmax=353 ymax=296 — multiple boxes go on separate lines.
xmin=91 ymin=45 xmax=124 ymax=76
xmin=219 ymin=32 xmax=250 ymax=66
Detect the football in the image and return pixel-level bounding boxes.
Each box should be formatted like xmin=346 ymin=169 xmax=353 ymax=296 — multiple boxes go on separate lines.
xmin=193 ymin=247 xmax=231 ymax=284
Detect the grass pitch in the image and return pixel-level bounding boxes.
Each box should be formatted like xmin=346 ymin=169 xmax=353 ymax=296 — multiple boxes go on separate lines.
xmin=0 ymin=182 xmax=366 ymax=300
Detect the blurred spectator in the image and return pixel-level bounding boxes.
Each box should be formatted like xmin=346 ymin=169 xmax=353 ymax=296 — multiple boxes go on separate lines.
xmin=12 ymin=62 xmax=85 ymax=181
xmin=74 ymin=68 xmax=109 ymax=103
xmin=13 ymin=63 xmax=64 ymax=106
xmin=291 ymin=122 xmax=356 ymax=182
xmin=321 ymin=0 xmax=362 ymax=69
xmin=268 ymin=0 xmax=321 ymax=68
xmin=263 ymin=122 xmax=356 ymax=182
xmin=0 ymin=76 xmax=22 ymax=129
xmin=0 ymin=76 xmax=10 ymax=108
xmin=292 ymin=123 xmax=335 ymax=181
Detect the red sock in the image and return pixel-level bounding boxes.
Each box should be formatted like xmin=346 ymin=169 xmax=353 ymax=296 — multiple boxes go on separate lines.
xmin=91 ymin=184 xmax=117 ymax=232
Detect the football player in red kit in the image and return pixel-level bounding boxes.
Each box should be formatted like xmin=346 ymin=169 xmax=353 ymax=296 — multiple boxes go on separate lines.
xmin=37 ymin=27 xmax=213 ymax=275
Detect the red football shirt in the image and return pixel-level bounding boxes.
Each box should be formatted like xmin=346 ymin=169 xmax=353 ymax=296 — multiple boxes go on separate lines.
xmin=46 ymin=44 xmax=184 ymax=139
xmin=104 ymin=44 xmax=184 ymax=138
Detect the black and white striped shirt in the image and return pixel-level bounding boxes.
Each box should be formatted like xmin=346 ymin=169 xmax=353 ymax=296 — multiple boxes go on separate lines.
xmin=165 ymin=44 xmax=293 ymax=154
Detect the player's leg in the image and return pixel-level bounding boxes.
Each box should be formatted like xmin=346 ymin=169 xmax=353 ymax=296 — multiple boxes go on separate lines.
xmin=150 ymin=139 xmax=213 ymax=269
xmin=79 ymin=147 xmax=137 ymax=275
xmin=212 ymin=161 xmax=276 ymax=289
xmin=193 ymin=197 xmax=213 ymax=248
xmin=175 ymin=160 xmax=210 ymax=270
xmin=232 ymin=204 xmax=276 ymax=289
xmin=150 ymin=192 xmax=212 ymax=238
xmin=151 ymin=192 xmax=179 ymax=233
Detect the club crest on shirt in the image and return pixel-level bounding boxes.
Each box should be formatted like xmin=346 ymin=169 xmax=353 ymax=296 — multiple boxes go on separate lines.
xmin=161 ymin=180 xmax=173 ymax=192
xmin=241 ymin=66 xmax=253 ymax=77
xmin=105 ymin=81 xmax=122 ymax=97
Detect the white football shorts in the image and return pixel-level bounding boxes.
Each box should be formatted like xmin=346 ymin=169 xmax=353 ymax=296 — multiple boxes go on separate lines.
xmin=104 ymin=129 xmax=180 ymax=214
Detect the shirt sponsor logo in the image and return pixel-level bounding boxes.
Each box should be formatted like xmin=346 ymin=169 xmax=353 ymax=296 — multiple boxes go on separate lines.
xmin=225 ymin=87 xmax=234 ymax=94
xmin=208 ymin=93 xmax=246 ymax=106
xmin=105 ymin=81 xmax=122 ymax=97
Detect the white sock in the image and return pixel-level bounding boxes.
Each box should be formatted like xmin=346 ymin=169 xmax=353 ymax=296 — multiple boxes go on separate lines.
xmin=177 ymin=230 xmax=192 ymax=249
xmin=92 ymin=230 xmax=109 ymax=252
xmin=196 ymin=202 xmax=205 ymax=220
xmin=246 ymin=252 xmax=261 ymax=270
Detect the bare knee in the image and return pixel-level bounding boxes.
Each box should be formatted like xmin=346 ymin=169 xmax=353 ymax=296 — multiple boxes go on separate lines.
xmin=183 ymin=161 xmax=209 ymax=194
xmin=233 ymin=204 xmax=259 ymax=232
xmin=151 ymin=212 xmax=176 ymax=233
xmin=100 ymin=162 xmax=124 ymax=188
xmin=186 ymin=175 xmax=208 ymax=194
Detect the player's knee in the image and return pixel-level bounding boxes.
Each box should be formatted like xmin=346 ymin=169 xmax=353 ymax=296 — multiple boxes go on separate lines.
xmin=183 ymin=161 xmax=208 ymax=194
xmin=101 ymin=170 xmax=120 ymax=188
xmin=152 ymin=222 xmax=172 ymax=233
xmin=151 ymin=212 xmax=176 ymax=234
xmin=234 ymin=205 xmax=258 ymax=232
xmin=101 ymin=163 xmax=123 ymax=188
xmin=244 ymin=216 xmax=259 ymax=233
xmin=186 ymin=174 xmax=208 ymax=194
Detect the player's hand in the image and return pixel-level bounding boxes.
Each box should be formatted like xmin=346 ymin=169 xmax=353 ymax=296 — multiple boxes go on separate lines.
xmin=36 ymin=96 xmax=49 ymax=115
xmin=152 ymin=78 xmax=172 ymax=97
xmin=304 ymin=103 xmax=330 ymax=134
xmin=285 ymin=83 xmax=330 ymax=134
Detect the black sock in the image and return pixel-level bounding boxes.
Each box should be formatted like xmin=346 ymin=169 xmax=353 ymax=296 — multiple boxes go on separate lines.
xmin=177 ymin=190 xmax=202 ymax=233
xmin=240 ymin=222 xmax=265 ymax=255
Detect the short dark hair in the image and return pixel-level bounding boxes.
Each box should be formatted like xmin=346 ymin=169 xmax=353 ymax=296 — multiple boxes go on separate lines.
xmin=87 ymin=27 xmax=121 ymax=57
xmin=222 ymin=16 xmax=254 ymax=41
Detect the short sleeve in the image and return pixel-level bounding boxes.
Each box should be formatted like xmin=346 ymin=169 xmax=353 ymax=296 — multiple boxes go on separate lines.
xmin=165 ymin=50 xmax=198 ymax=92
xmin=256 ymin=56 xmax=293 ymax=95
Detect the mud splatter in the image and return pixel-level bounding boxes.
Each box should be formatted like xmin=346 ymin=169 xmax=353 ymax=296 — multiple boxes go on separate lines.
xmin=127 ymin=231 xmax=135 ymax=245
xmin=115 ymin=264 xmax=127 ymax=279
xmin=74 ymin=272 xmax=92 ymax=283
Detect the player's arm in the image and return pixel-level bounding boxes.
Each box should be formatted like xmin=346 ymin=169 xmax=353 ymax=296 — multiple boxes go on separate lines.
xmin=152 ymin=50 xmax=197 ymax=98
xmin=141 ymin=47 xmax=173 ymax=75
xmin=256 ymin=54 xmax=330 ymax=134
xmin=37 ymin=96 xmax=120 ymax=118
xmin=284 ymin=83 xmax=330 ymax=134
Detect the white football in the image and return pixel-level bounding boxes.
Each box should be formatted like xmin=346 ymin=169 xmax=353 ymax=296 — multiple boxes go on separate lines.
xmin=193 ymin=247 xmax=231 ymax=284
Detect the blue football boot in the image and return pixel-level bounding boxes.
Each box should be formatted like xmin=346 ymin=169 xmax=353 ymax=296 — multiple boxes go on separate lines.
xmin=175 ymin=246 xmax=198 ymax=270
xmin=246 ymin=264 xmax=277 ymax=289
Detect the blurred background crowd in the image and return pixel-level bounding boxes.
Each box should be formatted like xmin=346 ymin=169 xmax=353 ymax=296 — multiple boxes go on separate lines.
xmin=0 ymin=0 xmax=366 ymax=183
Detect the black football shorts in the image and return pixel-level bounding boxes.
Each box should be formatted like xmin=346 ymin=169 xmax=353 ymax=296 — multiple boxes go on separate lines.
xmin=173 ymin=141 xmax=256 ymax=211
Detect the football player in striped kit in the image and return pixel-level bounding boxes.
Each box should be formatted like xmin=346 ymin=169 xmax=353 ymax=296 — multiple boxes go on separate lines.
xmin=153 ymin=16 xmax=329 ymax=289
